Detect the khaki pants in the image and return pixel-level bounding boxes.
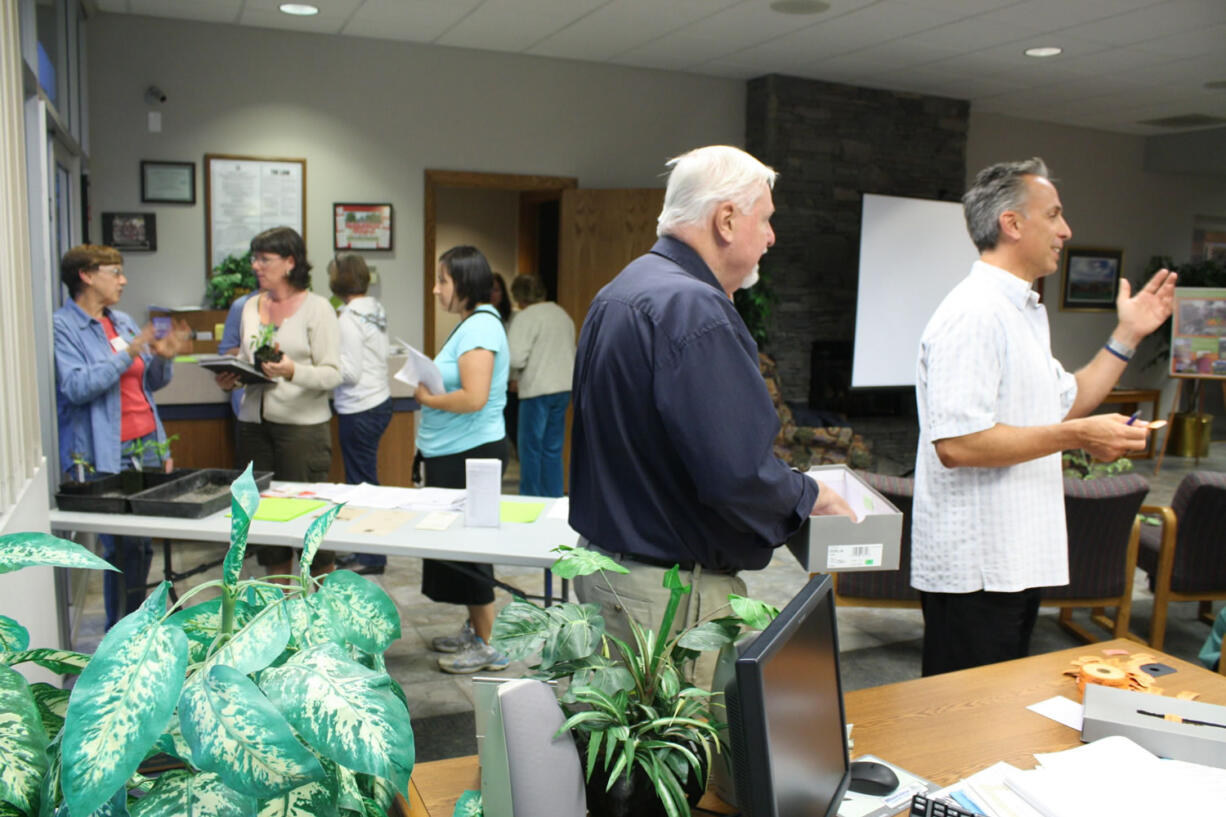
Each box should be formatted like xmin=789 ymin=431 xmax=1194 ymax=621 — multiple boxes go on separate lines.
xmin=573 ymin=543 xmax=746 ymax=692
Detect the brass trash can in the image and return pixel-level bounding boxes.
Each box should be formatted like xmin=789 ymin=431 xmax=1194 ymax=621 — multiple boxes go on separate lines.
xmin=1168 ymin=412 xmax=1213 ymax=458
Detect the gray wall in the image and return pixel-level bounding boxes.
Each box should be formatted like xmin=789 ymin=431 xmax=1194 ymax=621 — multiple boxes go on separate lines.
xmin=86 ymin=14 xmax=744 ymax=346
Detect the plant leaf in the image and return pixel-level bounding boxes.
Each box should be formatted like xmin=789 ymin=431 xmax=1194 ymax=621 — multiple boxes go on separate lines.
xmin=3 ymin=648 xmax=90 ymax=675
xmin=128 ymin=769 xmax=257 ymax=817
xmin=727 ymin=595 xmax=779 ymax=631
xmin=62 ymin=583 xmax=188 ymax=817
xmin=29 ymin=682 xmax=71 ymax=741
xmin=225 ymin=464 xmax=262 ymax=588
xmin=581 ymin=665 xmax=636 ymax=698
xmin=194 ymin=598 xmax=292 ymax=680
xmin=245 ymin=585 xmax=286 ymax=609
xmin=256 ymin=774 xmax=339 ymax=817
xmin=332 ymin=763 xmax=364 ymax=816
xmin=0 ymin=614 xmax=30 ymax=652
xmin=151 ymin=712 xmax=195 ymax=766
xmin=675 ymin=620 xmax=740 ymax=652
xmin=451 ymin=790 xmax=483 ymax=817
xmin=179 ymin=665 xmax=325 ymax=799
xmin=169 ymin=599 xmax=260 ymax=664
xmin=548 ymin=546 xmax=630 ymax=579
xmin=259 ymin=643 xmax=414 ymax=796
xmin=0 ymin=664 xmax=49 ymax=815
xmin=489 ymin=601 xmax=550 ymax=660
xmin=283 ymin=595 xmax=345 ymax=651
xmin=540 ymin=604 xmax=604 ymax=670
xmin=298 ymin=504 xmax=343 ymax=578
xmin=0 ymin=532 xmax=118 ymax=574
xmin=317 ymin=571 xmax=401 ymax=654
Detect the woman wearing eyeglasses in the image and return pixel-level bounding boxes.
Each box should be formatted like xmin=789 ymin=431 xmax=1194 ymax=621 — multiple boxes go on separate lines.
xmin=214 ymin=226 xmax=341 ymax=579
xmin=53 ymin=244 xmax=188 ymax=629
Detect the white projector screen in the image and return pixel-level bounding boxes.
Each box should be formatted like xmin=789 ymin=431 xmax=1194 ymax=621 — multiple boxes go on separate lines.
xmin=851 ymin=194 xmax=980 ymax=388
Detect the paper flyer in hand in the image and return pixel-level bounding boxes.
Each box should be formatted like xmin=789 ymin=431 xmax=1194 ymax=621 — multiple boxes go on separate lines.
xmin=393 ymin=337 xmax=444 ymax=394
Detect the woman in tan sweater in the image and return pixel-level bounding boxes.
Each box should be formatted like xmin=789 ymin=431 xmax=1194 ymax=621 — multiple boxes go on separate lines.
xmin=215 ymin=226 xmax=341 ymax=577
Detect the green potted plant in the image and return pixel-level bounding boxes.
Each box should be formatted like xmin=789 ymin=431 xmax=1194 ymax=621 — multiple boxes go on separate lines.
xmin=0 ymin=465 xmax=414 ymax=817
xmin=251 ymin=323 xmax=283 ymax=365
xmin=204 ymin=251 xmax=257 ymax=310
xmin=490 ymin=545 xmax=780 ymax=817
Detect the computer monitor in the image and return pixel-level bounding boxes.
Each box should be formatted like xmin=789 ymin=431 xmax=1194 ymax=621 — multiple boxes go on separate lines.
xmin=725 ymin=573 xmax=850 ymax=817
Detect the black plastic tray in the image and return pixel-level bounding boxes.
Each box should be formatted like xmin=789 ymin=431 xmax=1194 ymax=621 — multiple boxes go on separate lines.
xmin=127 ymin=469 xmax=274 ymax=518
xmin=55 ymin=469 xmax=199 ymax=514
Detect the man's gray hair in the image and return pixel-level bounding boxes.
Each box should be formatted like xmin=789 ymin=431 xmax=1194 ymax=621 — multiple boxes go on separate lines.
xmin=657 ymin=146 xmax=778 ymax=238
xmin=962 ymin=157 xmax=1050 ymax=252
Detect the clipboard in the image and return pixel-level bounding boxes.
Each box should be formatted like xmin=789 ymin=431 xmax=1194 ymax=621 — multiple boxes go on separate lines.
xmin=196 ymin=354 xmax=274 ymax=384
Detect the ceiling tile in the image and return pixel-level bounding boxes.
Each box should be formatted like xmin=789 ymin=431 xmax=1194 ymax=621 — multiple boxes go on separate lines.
xmin=528 ymin=0 xmax=740 ymax=62
xmin=238 ymin=8 xmax=349 ymax=33
xmin=904 ymin=17 xmax=1047 ymax=50
xmin=342 ymin=0 xmax=482 ymax=44
xmin=128 ymin=0 xmax=242 ymax=24
xmin=1056 ymin=0 xmax=1226 ymax=47
xmin=436 ymin=0 xmax=606 ymax=53
xmin=976 ymin=0 xmax=1167 ymax=30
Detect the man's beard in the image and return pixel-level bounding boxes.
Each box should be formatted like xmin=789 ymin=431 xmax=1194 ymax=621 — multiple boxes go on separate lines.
xmin=739 ymin=265 xmax=759 ymax=290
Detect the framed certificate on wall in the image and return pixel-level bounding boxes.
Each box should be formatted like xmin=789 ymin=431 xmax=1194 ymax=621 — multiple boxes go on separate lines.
xmin=334 ymin=203 xmax=393 ymax=251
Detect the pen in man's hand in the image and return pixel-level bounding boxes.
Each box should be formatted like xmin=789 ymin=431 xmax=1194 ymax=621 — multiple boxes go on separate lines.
xmin=1126 ymin=411 xmax=1142 ymax=426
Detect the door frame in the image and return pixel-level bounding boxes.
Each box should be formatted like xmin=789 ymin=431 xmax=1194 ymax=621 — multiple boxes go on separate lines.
xmin=422 ymin=170 xmax=576 ymax=356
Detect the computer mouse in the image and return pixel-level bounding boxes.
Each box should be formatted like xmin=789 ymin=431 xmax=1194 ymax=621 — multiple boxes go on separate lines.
xmin=847 ymin=760 xmax=900 ymax=796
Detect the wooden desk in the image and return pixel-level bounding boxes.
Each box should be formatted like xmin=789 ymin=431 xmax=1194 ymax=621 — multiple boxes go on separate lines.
xmin=1101 ymin=387 xmax=1162 ymax=458
xmin=404 ymin=639 xmax=1226 ymax=815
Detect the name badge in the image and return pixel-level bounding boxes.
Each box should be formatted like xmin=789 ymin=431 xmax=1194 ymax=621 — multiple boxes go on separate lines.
xmin=110 ymin=335 xmax=129 ymax=353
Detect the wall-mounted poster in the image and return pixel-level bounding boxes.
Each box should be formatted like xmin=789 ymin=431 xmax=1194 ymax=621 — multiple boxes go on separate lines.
xmin=205 ymin=154 xmax=305 ymax=272
xmin=102 ymin=212 xmax=156 ymax=251
xmin=1170 ymin=287 xmax=1226 ymax=379
xmin=334 ymin=203 xmax=393 ymax=250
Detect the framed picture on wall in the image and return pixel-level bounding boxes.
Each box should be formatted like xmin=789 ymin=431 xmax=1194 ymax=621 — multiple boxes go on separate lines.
xmin=1060 ymin=247 xmax=1122 ymax=311
xmin=334 ymin=203 xmax=393 ymax=250
xmin=140 ymin=160 xmax=196 ymax=204
xmin=101 ymin=212 xmax=157 ymax=251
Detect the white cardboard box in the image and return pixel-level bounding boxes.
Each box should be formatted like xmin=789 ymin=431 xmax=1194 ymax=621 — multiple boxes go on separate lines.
xmin=784 ymin=464 xmax=902 ymax=573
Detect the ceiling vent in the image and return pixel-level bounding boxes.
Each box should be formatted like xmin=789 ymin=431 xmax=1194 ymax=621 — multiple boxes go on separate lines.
xmin=1137 ymin=114 xmax=1226 ymax=129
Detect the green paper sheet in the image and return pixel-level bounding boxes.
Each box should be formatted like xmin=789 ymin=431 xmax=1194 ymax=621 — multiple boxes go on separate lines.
xmin=175 ymin=355 xmax=199 ymax=363
xmin=500 ymin=501 xmax=545 ymax=524
xmin=252 ymin=497 xmax=328 ymax=522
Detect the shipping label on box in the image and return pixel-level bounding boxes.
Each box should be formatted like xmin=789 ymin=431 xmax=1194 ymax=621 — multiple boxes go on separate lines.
xmin=784 ymin=465 xmax=903 ymax=573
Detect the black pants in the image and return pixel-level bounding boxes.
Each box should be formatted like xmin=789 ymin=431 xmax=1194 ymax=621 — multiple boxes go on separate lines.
xmin=420 ymin=438 xmax=508 ymax=605
xmin=919 ymin=588 xmax=1041 ymax=676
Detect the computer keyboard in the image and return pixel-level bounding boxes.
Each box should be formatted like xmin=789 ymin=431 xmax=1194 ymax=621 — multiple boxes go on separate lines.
xmin=909 ymin=793 xmax=978 ymax=817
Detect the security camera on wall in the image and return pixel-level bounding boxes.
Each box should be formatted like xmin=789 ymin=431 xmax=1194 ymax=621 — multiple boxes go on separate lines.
xmin=144 ymin=85 xmax=167 ymax=105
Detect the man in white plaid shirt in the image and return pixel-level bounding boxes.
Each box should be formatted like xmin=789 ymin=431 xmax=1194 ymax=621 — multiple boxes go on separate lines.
xmin=913 ymin=158 xmax=1176 ymax=675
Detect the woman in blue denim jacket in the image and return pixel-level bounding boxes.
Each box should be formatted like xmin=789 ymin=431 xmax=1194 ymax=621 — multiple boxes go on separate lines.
xmin=53 ymin=244 xmax=186 ymax=628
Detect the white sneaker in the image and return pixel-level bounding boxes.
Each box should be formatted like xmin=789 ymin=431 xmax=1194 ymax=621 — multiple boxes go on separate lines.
xmin=438 ymin=638 xmax=510 ymax=674
xmin=431 ymin=620 xmax=477 ymax=653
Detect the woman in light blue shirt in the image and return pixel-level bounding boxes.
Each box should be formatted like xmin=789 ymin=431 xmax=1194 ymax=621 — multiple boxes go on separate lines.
xmin=415 ymin=245 xmax=510 ymax=675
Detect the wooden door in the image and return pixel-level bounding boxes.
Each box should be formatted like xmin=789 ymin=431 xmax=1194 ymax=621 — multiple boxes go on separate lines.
xmin=555 ymin=188 xmax=664 ymax=492
xmin=556 ymin=188 xmax=665 ymax=330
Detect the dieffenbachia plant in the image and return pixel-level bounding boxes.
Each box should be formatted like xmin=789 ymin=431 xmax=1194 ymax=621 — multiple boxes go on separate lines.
xmin=0 ymin=464 xmax=414 ymax=817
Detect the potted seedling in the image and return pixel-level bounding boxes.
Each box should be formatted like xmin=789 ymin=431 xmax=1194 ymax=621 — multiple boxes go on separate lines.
xmin=0 ymin=465 xmax=416 ymax=816
xmin=251 ymin=323 xmax=283 ymax=366
xmin=70 ymin=452 xmax=94 ymax=485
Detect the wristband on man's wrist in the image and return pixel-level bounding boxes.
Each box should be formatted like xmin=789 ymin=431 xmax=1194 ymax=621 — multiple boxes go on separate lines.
xmin=1104 ymin=336 xmax=1135 ymax=362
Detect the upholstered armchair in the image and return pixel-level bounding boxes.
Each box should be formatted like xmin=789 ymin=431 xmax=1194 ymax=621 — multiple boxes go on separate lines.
xmin=758 ymin=353 xmax=872 ymax=470
xmin=1041 ymin=474 xmax=1150 ymax=643
xmin=832 ymin=472 xmax=919 ymax=607
xmin=1137 ymin=471 xmax=1226 ymax=650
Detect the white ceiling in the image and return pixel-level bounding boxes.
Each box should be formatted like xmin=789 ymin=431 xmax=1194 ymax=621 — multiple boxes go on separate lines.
xmin=93 ymin=0 xmax=1226 ymax=135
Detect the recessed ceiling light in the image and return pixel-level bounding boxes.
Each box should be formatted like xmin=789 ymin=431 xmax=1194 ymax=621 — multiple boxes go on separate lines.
xmin=1024 ymin=46 xmax=1063 ymax=58
xmin=279 ymin=3 xmax=319 ymax=15
xmin=770 ymin=0 xmax=831 ymax=14
xmin=1205 ymin=80 xmax=1226 ymax=90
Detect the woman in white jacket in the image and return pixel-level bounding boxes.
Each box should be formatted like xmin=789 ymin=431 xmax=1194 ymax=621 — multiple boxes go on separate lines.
xmin=329 ymin=252 xmax=391 ymax=573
